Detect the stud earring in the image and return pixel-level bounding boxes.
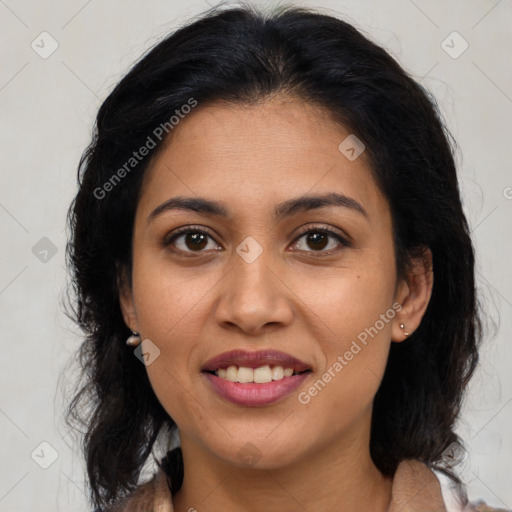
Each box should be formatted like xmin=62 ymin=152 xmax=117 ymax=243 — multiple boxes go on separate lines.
xmin=399 ymin=323 xmax=410 ymax=336
xmin=126 ymin=331 xmax=141 ymax=346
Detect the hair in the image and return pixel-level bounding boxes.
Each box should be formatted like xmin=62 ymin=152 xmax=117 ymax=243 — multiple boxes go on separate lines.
xmin=65 ymin=1 xmax=482 ymax=510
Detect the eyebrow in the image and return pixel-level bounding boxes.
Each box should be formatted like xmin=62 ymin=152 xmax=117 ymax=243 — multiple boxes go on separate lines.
xmin=147 ymin=192 xmax=368 ymax=224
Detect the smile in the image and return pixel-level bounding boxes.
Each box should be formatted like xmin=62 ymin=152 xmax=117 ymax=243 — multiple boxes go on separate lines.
xmin=201 ymin=350 xmax=312 ymax=406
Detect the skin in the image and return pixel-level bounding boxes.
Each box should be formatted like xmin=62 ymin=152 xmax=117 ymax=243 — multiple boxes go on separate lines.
xmin=119 ymin=95 xmax=433 ymax=512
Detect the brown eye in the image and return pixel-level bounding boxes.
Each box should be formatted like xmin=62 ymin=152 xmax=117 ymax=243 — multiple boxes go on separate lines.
xmin=291 ymin=226 xmax=350 ymax=255
xmin=164 ymin=227 xmax=220 ymax=254
xmin=182 ymin=232 xmax=208 ymax=251
xmin=304 ymin=232 xmax=329 ymax=251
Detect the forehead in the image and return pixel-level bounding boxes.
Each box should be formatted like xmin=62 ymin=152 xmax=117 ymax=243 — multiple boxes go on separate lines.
xmin=138 ymin=96 xmax=388 ymax=222
xmin=156 ymin=96 xmax=352 ymax=167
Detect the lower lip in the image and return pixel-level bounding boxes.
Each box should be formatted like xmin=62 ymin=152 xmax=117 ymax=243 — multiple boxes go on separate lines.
xmin=202 ymin=372 xmax=311 ymax=407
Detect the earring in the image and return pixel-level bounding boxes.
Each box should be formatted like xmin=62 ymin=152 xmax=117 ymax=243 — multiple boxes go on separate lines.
xmin=126 ymin=331 xmax=141 ymax=346
xmin=399 ymin=323 xmax=410 ymax=337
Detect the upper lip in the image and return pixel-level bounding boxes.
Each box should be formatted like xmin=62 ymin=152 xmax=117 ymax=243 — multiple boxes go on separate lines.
xmin=201 ymin=349 xmax=311 ymax=373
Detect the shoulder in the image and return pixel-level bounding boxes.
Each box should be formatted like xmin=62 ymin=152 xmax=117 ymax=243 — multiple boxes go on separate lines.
xmin=390 ymin=459 xmax=511 ymax=512
xmin=467 ymin=503 xmax=512 ymax=512
xmin=100 ymin=467 xmax=173 ymax=512
xmin=389 ymin=459 xmax=446 ymax=511
xmin=99 ymin=449 xmax=181 ymax=512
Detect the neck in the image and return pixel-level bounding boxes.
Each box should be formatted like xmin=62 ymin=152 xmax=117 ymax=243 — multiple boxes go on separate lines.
xmin=172 ymin=418 xmax=392 ymax=512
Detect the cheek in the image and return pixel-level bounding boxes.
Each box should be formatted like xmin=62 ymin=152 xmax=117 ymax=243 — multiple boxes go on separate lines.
xmin=288 ymin=255 xmax=396 ymax=346
xmin=130 ymin=260 xmax=205 ymax=413
xmin=297 ymin=321 xmax=392 ymax=439
xmin=131 ymin=249 xmax=216 ymax=341
xmin=291 ymin=258 xmax=395 ymax=412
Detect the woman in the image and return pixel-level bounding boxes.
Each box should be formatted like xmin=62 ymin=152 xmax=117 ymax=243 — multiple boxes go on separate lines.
xmin=65 ymin=2 xmax=507 ymax=511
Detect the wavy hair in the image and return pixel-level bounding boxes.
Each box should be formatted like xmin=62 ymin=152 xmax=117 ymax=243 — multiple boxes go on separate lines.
xmin=65 ymin=2 xmax=482 ymax=510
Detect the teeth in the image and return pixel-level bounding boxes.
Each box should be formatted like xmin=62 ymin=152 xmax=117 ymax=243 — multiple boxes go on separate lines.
xmin=214 ymin=365 xmax=298 ymax=383
xmin=237 ymin=366 xmax=253 ymax=383
xmin=254 ymin=365 xmax=272 ymax=383
xmin=271 ymin=366 xmax=284 ymax=380
xmin=225 ymin=365 xmax=238 ymax=382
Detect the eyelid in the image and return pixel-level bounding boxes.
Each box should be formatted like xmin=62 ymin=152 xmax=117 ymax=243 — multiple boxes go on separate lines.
xmin=163 ymin=224 xmax=219 ymax=244
xmin=293 ymin=223 xmax=352 ymax=246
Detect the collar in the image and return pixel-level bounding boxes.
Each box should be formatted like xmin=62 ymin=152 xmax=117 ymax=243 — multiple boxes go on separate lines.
xmin=153 ymin=458 xmax=447 ymax=512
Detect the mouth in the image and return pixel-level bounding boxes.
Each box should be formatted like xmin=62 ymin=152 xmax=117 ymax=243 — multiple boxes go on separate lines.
xmin=201 ymin=349 xmax=312 ymax=406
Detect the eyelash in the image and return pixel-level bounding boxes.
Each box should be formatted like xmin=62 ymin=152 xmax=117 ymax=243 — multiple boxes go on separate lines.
xmin=163 ymin=224 xmax=351 ymax=257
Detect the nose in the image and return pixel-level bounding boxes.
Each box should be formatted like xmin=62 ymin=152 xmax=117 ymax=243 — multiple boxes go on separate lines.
xmin=214 ymin=247 xmax=294 ymax=335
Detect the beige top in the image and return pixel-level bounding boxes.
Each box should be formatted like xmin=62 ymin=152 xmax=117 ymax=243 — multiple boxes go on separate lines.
xmin=114 ymin=459 xmax=509 ymax=512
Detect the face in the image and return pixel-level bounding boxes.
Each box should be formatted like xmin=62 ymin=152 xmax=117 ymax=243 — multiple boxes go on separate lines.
xmin=120 ymin=96 xmax=417 ymax=470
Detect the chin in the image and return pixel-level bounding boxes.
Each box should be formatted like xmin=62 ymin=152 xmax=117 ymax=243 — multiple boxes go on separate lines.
xmin=204 ymin=434 xmax=307 ymax=470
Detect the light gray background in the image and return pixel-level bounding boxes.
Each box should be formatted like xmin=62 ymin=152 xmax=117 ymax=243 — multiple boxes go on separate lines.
xmin=1 ymin=0 xmax=511 ymax=511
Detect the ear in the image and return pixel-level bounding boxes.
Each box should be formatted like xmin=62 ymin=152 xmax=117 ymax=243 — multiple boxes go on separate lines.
xmin=117 ymin=264 xmax=139 ymax=333
xmin=391 ymin=246 xmax=434 ymax=343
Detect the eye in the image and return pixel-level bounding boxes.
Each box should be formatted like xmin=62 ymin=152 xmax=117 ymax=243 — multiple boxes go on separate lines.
xmin=163 ymin=224 xmax=351 ymax=256
xmin=290 ymin=225 xmax=351 ymax=255
xmin=163 ymin=226 xmax=221 ymax=255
